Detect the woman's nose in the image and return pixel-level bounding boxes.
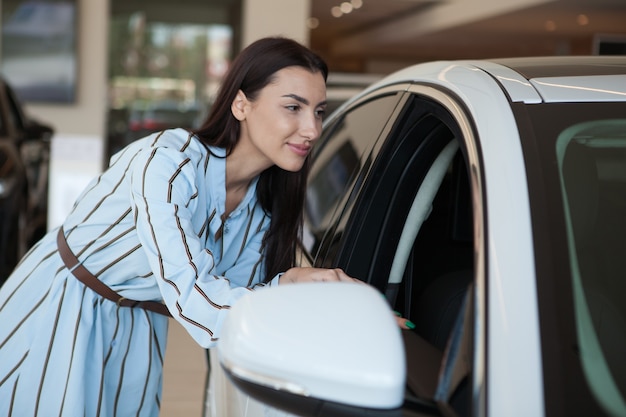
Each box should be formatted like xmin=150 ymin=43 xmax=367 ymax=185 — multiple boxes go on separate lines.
xmin=301 ymin=113 xmax=321 ymax=141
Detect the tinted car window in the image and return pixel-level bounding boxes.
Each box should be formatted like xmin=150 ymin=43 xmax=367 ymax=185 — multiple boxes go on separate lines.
xmin=518 ymin=102 xmax=626 ymax=417
xmin=304 ymin=92 xmax=402 ymax=262
xmin=317 ymin=94 xmax=472 ymax=286
xmin=310 ymin=91 xmax=477 ymax=416
xmin=558 ymin=120 xmax=626 ymax=412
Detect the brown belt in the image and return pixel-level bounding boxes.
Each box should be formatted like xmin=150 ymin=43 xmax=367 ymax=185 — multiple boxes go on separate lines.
xmin=57 ymin=227 xmax=172 ymax=317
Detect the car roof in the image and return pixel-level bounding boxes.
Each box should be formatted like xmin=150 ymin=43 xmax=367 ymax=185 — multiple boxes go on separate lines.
xmin=488 ymin=56 xmax=626 ymax=79
xmin=354 ymin=56 xmax=626 ymax=105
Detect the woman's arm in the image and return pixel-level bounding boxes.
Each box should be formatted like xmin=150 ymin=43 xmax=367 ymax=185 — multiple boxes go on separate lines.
xmin=130 ymin=143 xmax=263 ymax=348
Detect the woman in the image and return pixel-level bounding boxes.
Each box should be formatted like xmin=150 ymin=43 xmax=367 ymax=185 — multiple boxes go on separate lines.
xmin=0 ymin=37 xmax=358 ymax=416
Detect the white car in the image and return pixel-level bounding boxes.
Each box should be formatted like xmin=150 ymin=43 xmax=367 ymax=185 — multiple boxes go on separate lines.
xmin=208 ymin=56 xmax=626 ymax=417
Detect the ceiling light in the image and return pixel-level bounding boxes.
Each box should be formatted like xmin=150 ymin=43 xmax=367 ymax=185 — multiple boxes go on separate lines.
xmin=306 ymin=17 xmax=319 ymax=29
xmin=341 ymin=2 xmax=353 ymax=13
xmin=351 ymin=0 xmax=363 ymax=9
xmin=577 ymin=14 xmax=589 ymax=26
xmin=331 ymin=6 xmax=342 ymax=17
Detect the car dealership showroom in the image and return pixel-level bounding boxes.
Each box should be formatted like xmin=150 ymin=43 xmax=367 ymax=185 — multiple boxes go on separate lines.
xmin=1 ymin=0 xmax=626 ymax=416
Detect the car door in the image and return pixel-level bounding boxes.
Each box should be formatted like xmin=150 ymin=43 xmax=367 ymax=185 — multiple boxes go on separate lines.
xmin=308 ymin=86 xmax=484 ymax=417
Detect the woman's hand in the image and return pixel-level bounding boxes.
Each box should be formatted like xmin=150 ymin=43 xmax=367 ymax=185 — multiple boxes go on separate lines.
xmin=279 ymin=267 xmax=361 ymax=284
xmin=396 ymin=315 xmax=416 ymax=330
xmin=280 ymin=267 xmax=415 ymax=330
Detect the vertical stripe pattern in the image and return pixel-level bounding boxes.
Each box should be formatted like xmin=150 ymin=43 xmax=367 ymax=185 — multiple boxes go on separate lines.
xmin=0 ymin=128 xmax=279 ymax=416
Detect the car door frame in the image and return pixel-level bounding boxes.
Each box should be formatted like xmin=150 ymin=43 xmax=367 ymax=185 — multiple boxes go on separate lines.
xmin=309 ymin=83 xmax=488 ymax=417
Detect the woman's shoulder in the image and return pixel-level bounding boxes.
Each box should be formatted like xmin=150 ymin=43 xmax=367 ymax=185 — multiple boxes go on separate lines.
xmin=151 ymin=128 xmax=202 ymax=151
xmin=146 ymin=128 xmax=226 ymax=160
xmin=111 ymin=128 xmax=225 ymax=171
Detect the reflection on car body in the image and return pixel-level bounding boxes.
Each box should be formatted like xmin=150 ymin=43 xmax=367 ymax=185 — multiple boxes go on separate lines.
xmin=211 ymin=56 xmax=626 ymax=417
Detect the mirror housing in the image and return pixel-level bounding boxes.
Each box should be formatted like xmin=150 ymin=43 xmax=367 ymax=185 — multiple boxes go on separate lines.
xmin=218 ymin=282 xmax=406 ymax=417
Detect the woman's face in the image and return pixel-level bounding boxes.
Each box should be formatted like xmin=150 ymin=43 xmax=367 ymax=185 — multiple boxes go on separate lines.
xmin=232 ymin=66 xmax=327 ymax=172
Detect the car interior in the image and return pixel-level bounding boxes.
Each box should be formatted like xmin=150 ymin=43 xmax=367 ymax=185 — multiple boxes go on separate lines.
xmin=304 ymin=91 xmax=479 ymax=416
xmin=317 ymin=95 xmax=477 ymax=415
xmin=384 ymin=134 xmax=474 ymax=416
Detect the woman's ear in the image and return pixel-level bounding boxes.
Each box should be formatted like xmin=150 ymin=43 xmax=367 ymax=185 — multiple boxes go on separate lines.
xmin=231 ymin=90 xmax=247 ymax=121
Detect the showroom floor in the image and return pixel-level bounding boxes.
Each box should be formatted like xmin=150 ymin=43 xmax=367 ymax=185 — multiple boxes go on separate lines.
xmin=161 ymin=322 xmax=207 ymax=417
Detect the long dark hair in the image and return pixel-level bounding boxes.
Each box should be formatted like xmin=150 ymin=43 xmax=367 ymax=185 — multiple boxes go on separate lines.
xmin=193 ymin=37 xmax=328 ymax=281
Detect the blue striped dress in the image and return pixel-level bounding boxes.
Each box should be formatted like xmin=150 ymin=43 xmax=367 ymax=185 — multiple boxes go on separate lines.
xmin=0 ymin=128 xmax=279 ymax=416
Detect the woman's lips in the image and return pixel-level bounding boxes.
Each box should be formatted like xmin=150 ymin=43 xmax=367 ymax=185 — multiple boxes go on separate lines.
xmin=287 ymin=143 xmax=311 ymax=157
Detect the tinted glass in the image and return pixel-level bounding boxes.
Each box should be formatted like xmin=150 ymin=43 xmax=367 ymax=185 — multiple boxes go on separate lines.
xmin=303 ymin=93 xmax=401 ymax=259
xmin=518 ymin=102 xmax=626 ymax=417
xmin=306 ymin=141 xmax=359 ymax=228
xmin=313 ymin=93 xmax=474 ymax=416
xmin=557 ymin=120 xmax=626 ymax=414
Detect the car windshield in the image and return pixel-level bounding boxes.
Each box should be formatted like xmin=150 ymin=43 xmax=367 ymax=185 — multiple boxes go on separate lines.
xmin=519 ymin=103 xmax=626 ymax=417
xmin=557 ymin=120 xmax=626 ymax=415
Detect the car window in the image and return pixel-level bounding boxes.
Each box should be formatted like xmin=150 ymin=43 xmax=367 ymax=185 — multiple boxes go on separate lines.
xmin=557 ymin=119 xmax=626 ymax=415
xmin=304 ymin=91 xmax=403 ymax=263
xmin=326 ymin=94 xmax=473 ymax=286
xmin=311 ymin=91 xmax=478 ymax=416
xmin=518 ymin=102 xmax=626 ymax=417
xmin=377 ymin=103 xmax=475 ymax=416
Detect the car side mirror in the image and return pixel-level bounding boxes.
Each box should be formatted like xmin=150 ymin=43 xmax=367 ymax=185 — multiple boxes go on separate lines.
xmin=218 ymin=282 xmax=406 ymax=417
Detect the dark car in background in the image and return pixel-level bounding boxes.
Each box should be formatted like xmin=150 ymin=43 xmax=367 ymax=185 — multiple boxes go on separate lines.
xmin=0 ymin=76 xmax=53 ymax=283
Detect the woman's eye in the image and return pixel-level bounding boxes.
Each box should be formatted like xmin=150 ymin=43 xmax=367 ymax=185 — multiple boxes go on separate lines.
xmin=315 ymin=109 xmax=326 ymax=118
xmin=286 ymin=105 xmax=300 ymax=112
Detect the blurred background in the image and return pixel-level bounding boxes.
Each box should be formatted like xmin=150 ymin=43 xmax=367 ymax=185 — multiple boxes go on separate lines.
xmin=1 ymin=0 xmax=625 ymax=414
xmin=1 ymin=0 xmax=626 ymax=286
